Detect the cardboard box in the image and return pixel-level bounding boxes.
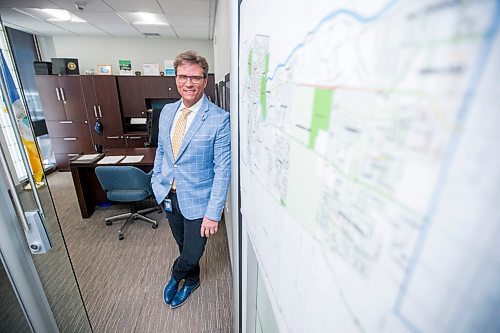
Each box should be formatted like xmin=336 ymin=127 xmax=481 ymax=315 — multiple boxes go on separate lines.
xmin=33 ymin=61 xmax=52 ymax=75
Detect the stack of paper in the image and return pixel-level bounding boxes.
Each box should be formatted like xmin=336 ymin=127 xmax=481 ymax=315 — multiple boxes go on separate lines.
xmin=70 ymin=153 xmax=103 ymax=164
xmin=120 ymin=155 xmax=144 ymax=163
xmin=77 ymin=154 xmax=100 ymax=161
xmin=97 ymin=155 xmax=125 ymax=164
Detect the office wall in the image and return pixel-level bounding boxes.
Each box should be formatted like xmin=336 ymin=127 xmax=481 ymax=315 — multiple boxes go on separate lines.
xmin=213 ymin=0 xmax=235 ymax=266
xmin=37 ymin=36 xmax=56 ymax=62
xmin=40 ymin=37 xmax=214 ymax=75
xmin=213 ymin=0 xmax=231 ymax=82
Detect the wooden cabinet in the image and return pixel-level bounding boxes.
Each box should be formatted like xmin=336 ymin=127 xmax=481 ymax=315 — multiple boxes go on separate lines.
xmin=117 ymin=76 xmax=145 ymax=118
xmin=81 ymin=76 xmax=124 ymax=149
xmin=125 ymin=133 xmax=148 ymax=148
xmin=142 ymin=77 xmax=168 ymax=98
xmin=165 ymin=77 xmax=181 ymax=99
xmin=36 ymin=74 xmax=216 ymax=170
xmin=117 ymin=75 xmax=215 ymax=117
xmin=35 ymin=75 xmax=93 ymax=170
xmin=35 ymin=75 xmax=87 ymax=121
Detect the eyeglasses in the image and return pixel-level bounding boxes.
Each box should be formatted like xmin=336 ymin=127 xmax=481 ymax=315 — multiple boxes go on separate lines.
xmin=176 ymin=75 xmax=205 ymax=84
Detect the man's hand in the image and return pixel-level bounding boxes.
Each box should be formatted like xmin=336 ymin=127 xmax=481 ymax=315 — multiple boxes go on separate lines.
xmin=200 ymin=217 xmax=219 ymax=237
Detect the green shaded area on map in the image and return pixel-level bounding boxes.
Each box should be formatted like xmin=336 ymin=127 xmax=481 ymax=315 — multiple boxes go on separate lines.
xmin=248 ymin=49 xmax=253 ymax=75
xmin=308 ymin=89 xmax=334 ymax=149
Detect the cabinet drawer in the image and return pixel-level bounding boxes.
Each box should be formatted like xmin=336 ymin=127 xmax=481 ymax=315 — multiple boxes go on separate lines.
xmin=103 ymin=136 xmax=126 ymax=149
xmin=51 ymin=137 xmax=94 ymax=154
xmin=125 ymin=135 xmax=147 ymax=148
xmin=46 ymin=120 xmax=91 ymax=138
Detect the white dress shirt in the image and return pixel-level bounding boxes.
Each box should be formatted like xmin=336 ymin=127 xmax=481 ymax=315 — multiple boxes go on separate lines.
xmin=170 ymin=97 xmax=203 ymax=142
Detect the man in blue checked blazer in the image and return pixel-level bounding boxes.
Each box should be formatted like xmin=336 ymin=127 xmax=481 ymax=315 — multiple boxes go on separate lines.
xmin=151 ymin=50 xmax=231 ymax=309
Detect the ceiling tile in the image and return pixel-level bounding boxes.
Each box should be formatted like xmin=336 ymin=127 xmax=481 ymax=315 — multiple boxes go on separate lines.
xmin=70 ymin=11 xmax=125 ymax=24
xmin=174 ymin=26 xmax=208 ymax=40
xmin=166 ymin=15 xmax=208 ymax=27
xmin=0 ymin=0 xmax=213 ymax=39
xmin=118 ymin=12 xmax=169 ymax=26
xmin=0 ymin=8 xmax=36 ymax=21
xmin=2 ymin=20 xmax=74 ymax=36
xmin=134 ymin=24 xmax=176 ymax=37
xmin=104 ymin=0 xmax=163 ymax=13
xmin=157 ymin=0 xmax=209 ymax=16
xmin=49 ymin=0 xmax=113 ymax=11
xmin=49 ymin=22 xmax=109 ymax=36
xmin=92 ymin=23 xmax=143 ymax=37
xmin=0 ymin=0 xmax=56 ymax=8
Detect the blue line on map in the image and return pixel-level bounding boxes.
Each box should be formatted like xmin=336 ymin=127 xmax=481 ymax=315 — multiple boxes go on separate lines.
xmin=267 ymin=0 xmax=400 ymax=81
xmin=393 ymin=1 xmax=500 ymax=332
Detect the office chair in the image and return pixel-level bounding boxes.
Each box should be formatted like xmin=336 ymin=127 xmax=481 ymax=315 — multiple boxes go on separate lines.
xmin=95 ymin=166 xmax=161 ymax=240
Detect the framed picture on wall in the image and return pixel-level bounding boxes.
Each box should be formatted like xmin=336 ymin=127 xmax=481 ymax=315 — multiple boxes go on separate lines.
xmin=97 ymin=65 xmax=112 ymax=75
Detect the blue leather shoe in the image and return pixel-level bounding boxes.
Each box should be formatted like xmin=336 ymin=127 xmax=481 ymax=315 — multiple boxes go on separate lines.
xmin=163 ymin=276 xmax=180 ymax=305
xmin=170 ymin=282 xmax=200 ymax=308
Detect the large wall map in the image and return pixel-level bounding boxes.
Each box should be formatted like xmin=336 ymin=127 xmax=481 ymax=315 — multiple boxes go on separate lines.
xmin=239 ymin=0 xmax=500 ymax=332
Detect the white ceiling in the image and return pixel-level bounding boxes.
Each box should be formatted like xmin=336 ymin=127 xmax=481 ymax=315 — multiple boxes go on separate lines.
xmin=0 ymin=0 xmax=217 ymax=40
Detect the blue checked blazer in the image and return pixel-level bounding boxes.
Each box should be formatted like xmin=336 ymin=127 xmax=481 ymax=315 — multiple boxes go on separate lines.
xmin=151 ymin=95 xmax=231 ymax=221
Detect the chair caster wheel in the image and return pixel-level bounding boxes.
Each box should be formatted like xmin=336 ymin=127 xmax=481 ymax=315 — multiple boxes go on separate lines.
xmin=119 ymin=234 xmax=124 ymax=240
xmin=152 ymin=224 xmax=158 ymax=229
xmin=106 ymin=221 xmax=112 ymax=226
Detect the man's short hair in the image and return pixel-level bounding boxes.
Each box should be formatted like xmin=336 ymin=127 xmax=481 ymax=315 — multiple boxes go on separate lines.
xmin=174 ymin=50 xmax=209 ymax=77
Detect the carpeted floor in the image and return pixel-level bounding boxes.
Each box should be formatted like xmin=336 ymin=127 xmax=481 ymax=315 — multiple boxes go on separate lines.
xmin=47 ymin=171 xmax=233 ymax=332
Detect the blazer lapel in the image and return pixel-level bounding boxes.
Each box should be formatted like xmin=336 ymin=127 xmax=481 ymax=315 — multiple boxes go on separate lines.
xmin=174 ymin=96 xmax=210 ymax=161
xmin=164 ymin=100 xmax=181 ymax=162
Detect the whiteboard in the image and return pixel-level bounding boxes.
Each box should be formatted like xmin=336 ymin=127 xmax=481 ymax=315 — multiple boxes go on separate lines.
xmin=239 ymin=0 xmax=500 ymax=332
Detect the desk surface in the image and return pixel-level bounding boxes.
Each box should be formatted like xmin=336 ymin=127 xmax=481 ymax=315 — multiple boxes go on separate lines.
xmin=70 ymin=148 xmax=156 ymax=218
xmin=72 ymin=148 xmax=156 ymax=167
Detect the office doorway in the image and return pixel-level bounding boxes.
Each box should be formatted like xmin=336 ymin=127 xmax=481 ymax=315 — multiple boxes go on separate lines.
xmin=0 ymin=28 xmax=92 ymax=332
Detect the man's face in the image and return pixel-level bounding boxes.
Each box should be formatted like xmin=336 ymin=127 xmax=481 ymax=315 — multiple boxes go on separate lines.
xmin=175 ymin=62 xmax=207 ymax=108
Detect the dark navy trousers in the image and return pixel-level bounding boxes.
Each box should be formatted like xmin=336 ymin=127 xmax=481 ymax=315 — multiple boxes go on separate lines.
xmin=165 ymin=192 xmax=207 ymax=285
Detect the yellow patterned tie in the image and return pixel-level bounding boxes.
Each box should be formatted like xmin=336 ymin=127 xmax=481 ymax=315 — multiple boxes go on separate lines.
xmin=171 ymin=108 xmax=191 ymax=190
xmin=172 ymin=108 xmax=192 ymax=158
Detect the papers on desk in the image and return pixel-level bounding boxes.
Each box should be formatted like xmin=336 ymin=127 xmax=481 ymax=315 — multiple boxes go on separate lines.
xmin=97 ymin=155 xmax=125 ymax=164
xmin=70 ymin=153 xmax=103 ymax=164
xmin=120 ymin=155 xmax=144 ymax=163
xmin=77 ymin=153 xmax=100 ymax=161
xmin=96 ymin=155 xmax=144 ymax=164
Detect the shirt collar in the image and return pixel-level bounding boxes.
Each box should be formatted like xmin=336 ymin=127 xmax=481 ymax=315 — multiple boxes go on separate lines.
xmin=179 ymin=96 xmax=204 ymax=115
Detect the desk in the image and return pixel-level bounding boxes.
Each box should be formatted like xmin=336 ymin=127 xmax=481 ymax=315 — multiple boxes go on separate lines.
xmin=70 ymin=148 xmax=156 ymax=218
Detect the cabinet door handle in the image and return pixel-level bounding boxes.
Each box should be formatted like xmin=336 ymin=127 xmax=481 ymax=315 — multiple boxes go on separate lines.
xmin=67 ymin=153 xmax=79 ymax=157
xmin=59 ymin=121 xmax=73 ymax=124
xmin=107 ymin=136 xmax=120 ymax=139
xmin=63 ymin=137 xmax=77 ymax=141
xmin=60 ymin=88 xmax=66 ymax=101
xmin=98 ymin=105 xmax=102 ymax=117
xmin=55 ymin=88 xmax=61 ymax=101
xmin=128 ymin=136 xmax=142 ymax=139
xmin=93 ymin=105 xmax=98 ymax=117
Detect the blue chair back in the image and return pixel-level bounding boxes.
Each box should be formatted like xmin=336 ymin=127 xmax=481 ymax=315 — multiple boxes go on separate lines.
xmin=95 ymin=166 xmax=153 ymax=202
